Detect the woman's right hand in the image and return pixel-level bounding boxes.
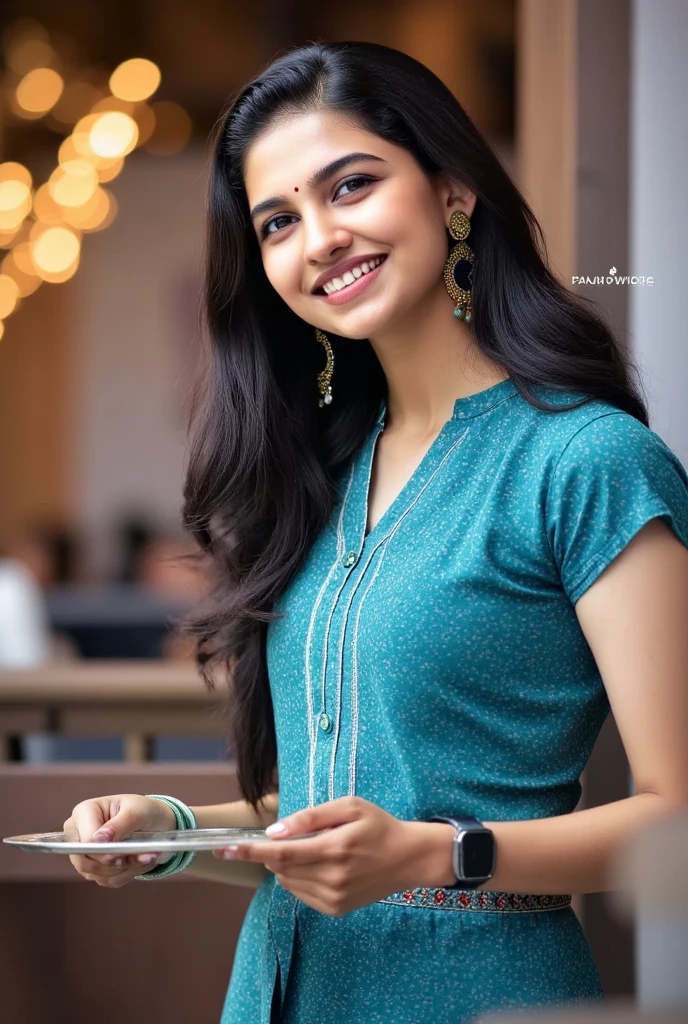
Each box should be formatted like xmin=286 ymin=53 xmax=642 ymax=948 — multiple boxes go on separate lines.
xmin=64 ymin=794 xmax=177 ymax=888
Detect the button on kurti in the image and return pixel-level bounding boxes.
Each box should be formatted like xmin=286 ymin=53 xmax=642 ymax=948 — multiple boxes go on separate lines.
xmin=221 ymin=378 xmax=688 ymax=1024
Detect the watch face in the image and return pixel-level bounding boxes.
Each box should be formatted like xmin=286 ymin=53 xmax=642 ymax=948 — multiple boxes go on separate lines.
xmin=461 ymin=830 xmax=494 ymax=878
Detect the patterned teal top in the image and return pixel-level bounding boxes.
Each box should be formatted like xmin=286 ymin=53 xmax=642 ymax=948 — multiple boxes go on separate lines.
xmin=221 ymin=377 xmax=688 ymax=1024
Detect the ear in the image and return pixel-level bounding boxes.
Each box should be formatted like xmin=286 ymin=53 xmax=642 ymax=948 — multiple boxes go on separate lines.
xmin=435 ymin=174 xmax=477 ymax=227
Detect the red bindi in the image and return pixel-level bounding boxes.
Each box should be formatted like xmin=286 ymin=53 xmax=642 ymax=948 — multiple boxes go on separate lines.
xmin=294 ymin=187 xmax=299 ymax=191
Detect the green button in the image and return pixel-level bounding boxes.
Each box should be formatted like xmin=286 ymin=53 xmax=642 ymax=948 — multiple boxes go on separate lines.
xmin=342 ymin=551 xmax=356 ymax=567
xmin=319 ymin=713 xmax=332 ymax=732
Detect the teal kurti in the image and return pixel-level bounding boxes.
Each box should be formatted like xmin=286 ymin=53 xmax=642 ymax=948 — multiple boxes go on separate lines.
xmin=221 ymin=377 xmax=688 ymax=1024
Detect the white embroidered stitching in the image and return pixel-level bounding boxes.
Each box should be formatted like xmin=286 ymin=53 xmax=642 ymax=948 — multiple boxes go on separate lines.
xmin=305 ymin=460 xmax=355 ymax=808
xmin=348 ymin=428 xmax=471 ymax=796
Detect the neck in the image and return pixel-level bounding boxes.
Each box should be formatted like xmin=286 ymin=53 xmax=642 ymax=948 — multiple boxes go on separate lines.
xmin=367 ymin=283 xmax=507 ymax=434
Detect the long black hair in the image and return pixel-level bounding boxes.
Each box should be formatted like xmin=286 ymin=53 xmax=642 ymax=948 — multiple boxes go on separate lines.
xmin=181 ymin=40 xmax=648 ymax=808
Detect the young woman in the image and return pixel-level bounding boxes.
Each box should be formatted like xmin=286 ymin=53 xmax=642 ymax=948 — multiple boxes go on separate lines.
xmin=65 ymin=40 xmax=688 ymax=1024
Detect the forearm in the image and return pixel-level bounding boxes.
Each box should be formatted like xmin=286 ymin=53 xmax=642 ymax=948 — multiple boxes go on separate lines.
xmin=185 ymin=851 xmax=270 ymax=887
xmin=412 ymin=792 xmax=681 ymax=895
xmin=189 ymin=792 xmax=279 ymax=830
xmin=184 ymin=792 xmax=278 ymax=887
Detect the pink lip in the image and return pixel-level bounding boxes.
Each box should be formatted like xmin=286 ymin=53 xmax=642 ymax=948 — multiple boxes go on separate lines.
xmin=318 ymin=257 xmax=387 ymax=305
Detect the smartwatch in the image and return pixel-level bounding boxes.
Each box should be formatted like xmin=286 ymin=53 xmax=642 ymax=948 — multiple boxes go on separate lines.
xmin=428 ymin=815 xmax=497 ymax=889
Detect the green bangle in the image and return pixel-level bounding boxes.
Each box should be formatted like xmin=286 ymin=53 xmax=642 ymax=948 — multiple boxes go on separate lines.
xmin=135 ymin=794 xmax=198 ymax=881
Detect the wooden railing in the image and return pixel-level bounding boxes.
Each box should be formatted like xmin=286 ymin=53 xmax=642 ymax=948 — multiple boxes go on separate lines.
xmin=0 ymin=659 xmax=227 ymax=761
xmin=0 ymin=662 xmax=250 ymax=1023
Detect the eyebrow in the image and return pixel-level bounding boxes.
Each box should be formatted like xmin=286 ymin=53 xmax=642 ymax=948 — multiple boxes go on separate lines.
xmin=249 ymin=152 xmax=387 ymax=222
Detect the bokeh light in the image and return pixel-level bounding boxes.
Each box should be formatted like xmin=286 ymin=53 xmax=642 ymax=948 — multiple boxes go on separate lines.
xmin=95 ymin=158 xmax=125 ymax=183
xmin=89 ymin=111 xmax=139 ymax=158
xmin=0 ymin=163 xmax=33 ymax=188
xmin=61 ymin=187 xmax=117 ymax=232
xmin=15 ymin=67 xmax=64 ymax=116
xmin=30 ymin=224 xmax=81 ymax=279
xmin=144 ymin=101 xmax=192 ymax=155
xmin=0 ymin=274 xmax=21 ymax=318
xmin=49 ymin=160 xmax=98 ymax=207
xmin=5 ymin=33 xmax=54 ymax=76
xmin=51 ymin=81 xmax=104 ymax=125
xmin=33 ymin=182 xmax=65 ymax=224
xmin=109 ymin=58 xmax=161 ymax=102
xmin=1 ymin=250 xmax=42 ymax=298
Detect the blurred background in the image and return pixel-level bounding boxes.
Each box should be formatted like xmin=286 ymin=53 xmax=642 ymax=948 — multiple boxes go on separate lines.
xmin=0 ymin=1 xmax=686 ymax=1022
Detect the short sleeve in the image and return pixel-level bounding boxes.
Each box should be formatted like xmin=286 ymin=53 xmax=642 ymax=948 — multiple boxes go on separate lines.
xmin=546 ymin=412 xmax=688 ymax=605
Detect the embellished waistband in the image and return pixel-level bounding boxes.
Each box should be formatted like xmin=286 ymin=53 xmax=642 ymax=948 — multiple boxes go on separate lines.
xmin=378 ymin=888 xmax=572 ymax=913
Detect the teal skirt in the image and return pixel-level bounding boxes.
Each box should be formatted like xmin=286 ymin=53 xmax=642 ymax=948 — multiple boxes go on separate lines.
xmin=220 ymin=875 xmax=605 ymax=1023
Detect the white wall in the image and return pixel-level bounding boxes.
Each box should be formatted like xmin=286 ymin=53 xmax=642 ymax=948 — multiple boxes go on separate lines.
xmin=71 ymin=147 xmax=208 ymax=576
xmin=629 ymin=0 xmax=688 ymax=465
xmin=630 ymin=0 xmax=688 ymax=1009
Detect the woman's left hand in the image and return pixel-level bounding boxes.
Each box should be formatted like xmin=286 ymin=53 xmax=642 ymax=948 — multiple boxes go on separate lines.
xmin=213 ymin=796 xmax=430 ymax=916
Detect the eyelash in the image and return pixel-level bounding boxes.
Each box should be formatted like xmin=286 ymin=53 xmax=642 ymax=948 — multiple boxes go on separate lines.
xmin=260 ymin=175 xmax=376 ymax=239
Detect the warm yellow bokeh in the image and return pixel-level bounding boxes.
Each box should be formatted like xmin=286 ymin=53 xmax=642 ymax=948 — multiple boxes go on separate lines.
xmin=15 ymin=67 xmax=64 ymax=115
xmin=11 ymin=242 xmax=38 ymax=277
xmin=0 ymin=194 xmax=32 ymax=232
xmin=0 ymin=275 xmax=21 ymax=318
xmin=131 ymin=103 xmax=156 ymax=145
xmin=0 ymin=320 xmax=4 ymax=342
xmin=0 ymin=163 xmax=32 ymax=188
xmin=0 ymin=180 xmax=31 ymax=213
xmin=0 ymin=228 xmax=21 ymax=247
xmin=61 ymin=187 xmax=117 ymax=232
xmin=72 ymin=113 xmax=103 ymax=157
xmin=30 ymin=225 xmax=82 ymax=276
xmin=51 ymin=81 xmax=104 ymax=125
xmin=33 ymin=183 xmax=65 ymax=224
xmin=91 ymin=96 xmax=136 ymax=116
xmin=1 ymin=251 xmax=42 ymax=298
xmin=96 ymin=158 xmax=125 ymax=184
xmin=89 ymin=111 xmax=139 ymax=158
xmin=6 ymin=37 xmax=54 ymax=77
xmin=109 ymin=58 xmax=161 ymax=103
xmin=145 ymin=101 xmax=192 ymax=155
xmin=49 ymin=160 xmax=98 ymax=208
xmin=37 ymin=258 xmax=81 ymax=285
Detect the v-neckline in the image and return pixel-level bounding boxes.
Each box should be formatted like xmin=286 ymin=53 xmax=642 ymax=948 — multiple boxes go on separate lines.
xmin=357 ymin=377 xmax=518 ymax=547
xmin=361 ymin=418 xmax=453 ymax=544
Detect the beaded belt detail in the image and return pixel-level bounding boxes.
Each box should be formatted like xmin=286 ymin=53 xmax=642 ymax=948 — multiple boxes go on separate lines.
xmin=378 ymin=888 xmax=572 ymax=913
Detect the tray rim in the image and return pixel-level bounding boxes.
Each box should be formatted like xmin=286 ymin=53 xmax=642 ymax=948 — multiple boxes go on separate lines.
xmin=3 ymin=827 xmax=320 ymax=855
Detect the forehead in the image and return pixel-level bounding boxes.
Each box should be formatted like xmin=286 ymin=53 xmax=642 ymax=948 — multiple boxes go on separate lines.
xmin=243 ymin=109 xmax=389 ymax=198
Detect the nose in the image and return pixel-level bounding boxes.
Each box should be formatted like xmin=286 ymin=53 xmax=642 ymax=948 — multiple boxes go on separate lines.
xmin=301 ymin=208 xmax=352 ymax=267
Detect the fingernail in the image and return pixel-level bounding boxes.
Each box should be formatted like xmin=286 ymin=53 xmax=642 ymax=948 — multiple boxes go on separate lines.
xmin=266 ymin=822 xmax=287 ymax=835
xmin=221 ymin=846 xmax=239 ymax=859
xmin=113 ymin=858 xmax=125 ymax=867
xmin=93 ymin=828 xmax=114 ymax=841
xmin=137 ymin=854 xmax=158 ymax=865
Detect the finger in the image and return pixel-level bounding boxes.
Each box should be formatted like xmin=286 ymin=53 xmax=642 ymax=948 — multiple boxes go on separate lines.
xmin=265 ymin=796 xmax=366 ymax=839
xmin=80 ymin=864 xmax=140 ymax=888
xmin=69 ymin=802 xmax=109 ymax=842
xmin=273 ymin=876 xmax=342 ymax=916
xmin=92 ymin=801 xmax=145 ymax=842
xmin=215 ymin=833 xmax=337 ymax=868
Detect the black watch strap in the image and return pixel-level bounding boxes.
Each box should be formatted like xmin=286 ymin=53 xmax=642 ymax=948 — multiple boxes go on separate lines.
xmin=428 ymin=815 xmax=496 ymax=890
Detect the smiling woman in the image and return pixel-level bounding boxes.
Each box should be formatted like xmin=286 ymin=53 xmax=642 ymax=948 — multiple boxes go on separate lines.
xmin=62 ymin=38 xmax=688 ymax=1024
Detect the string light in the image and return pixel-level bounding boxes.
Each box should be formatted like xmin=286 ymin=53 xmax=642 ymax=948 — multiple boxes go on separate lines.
xmin=0 ymin=19 xmax=193 ymax=339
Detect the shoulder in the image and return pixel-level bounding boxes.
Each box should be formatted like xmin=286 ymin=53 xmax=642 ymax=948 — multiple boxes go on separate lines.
xmin=517 ymin=384 xmax=688 ymax=484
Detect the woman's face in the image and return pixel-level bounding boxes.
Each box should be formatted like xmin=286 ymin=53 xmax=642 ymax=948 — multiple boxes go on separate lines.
xmin=243 ymin=108 xmax=472 ymax=341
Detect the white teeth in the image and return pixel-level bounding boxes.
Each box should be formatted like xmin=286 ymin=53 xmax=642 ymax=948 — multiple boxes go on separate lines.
xmin=322 ymin=256 xmax=384 ymax=294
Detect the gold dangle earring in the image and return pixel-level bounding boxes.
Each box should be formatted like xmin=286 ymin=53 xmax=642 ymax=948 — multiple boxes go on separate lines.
xmin=314 ymin=328 xmax=334 ymax=407
xmin=443 ymin=210 xmax=474 ymax=323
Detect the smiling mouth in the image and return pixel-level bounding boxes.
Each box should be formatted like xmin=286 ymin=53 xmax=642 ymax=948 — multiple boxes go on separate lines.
xmin=314 ymin=254 xmax=387 ymax=295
